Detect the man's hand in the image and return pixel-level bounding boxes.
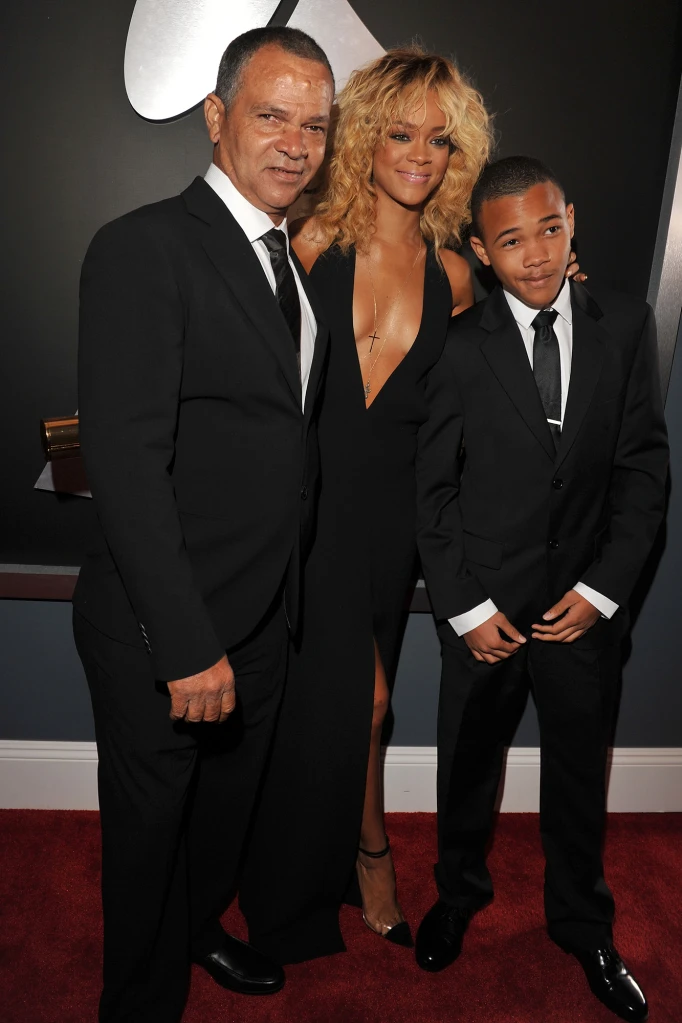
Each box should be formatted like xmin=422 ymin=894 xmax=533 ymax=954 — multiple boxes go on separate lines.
xmin=167 ymin=654 xmax=236 ymax=723
xmin=532 ymin=590 xmax=600 ymax=643
xmin=464 ymin=611 xmax=527 ymax=664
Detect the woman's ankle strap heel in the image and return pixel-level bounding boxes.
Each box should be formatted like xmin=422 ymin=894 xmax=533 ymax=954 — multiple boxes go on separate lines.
xmin=358 ymin=840 xmax=390 ymax=859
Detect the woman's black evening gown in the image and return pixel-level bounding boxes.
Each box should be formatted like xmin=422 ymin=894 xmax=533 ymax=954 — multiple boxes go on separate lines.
xmin=239 ymin=243 xmax=453 ymax=963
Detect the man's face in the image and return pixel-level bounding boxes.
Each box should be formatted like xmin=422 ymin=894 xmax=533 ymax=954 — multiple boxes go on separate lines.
xmin=204 ymin=44 xmax=333 ymax=223
xmin=470 ymin=182 xmax=575 ymax=308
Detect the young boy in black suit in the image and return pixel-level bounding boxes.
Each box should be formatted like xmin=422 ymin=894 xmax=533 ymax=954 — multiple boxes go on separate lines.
xmin=415 ymin=156 xmax=668 ymax=1023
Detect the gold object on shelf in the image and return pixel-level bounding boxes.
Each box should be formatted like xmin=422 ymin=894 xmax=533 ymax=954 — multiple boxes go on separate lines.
xmin=40 ymin=416 xmax=80 ymax=460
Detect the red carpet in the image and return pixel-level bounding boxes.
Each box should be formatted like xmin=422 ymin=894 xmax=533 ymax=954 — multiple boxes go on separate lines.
xmin=1 ymin=811 xmax=680 ymax=1023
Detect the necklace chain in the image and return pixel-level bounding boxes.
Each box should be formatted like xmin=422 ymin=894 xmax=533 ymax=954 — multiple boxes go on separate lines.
xmin=362 ymin=239 xmax=423 ymax=400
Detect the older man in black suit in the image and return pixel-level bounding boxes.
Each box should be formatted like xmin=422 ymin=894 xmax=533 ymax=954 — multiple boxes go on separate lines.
xmin=73 ymin=26 xmax=333 ymax=1023
xmin=415 ymin=157 xmax=668 ymax=1023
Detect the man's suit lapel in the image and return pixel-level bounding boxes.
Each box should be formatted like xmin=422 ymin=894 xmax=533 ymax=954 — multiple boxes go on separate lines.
xmin=182 ymin=177 xmax=302 ymax=405
xmin=479 ymin=287 xmax=556 ymax=461
xmin=555 ymin=283 xmax=606 ymax=467
xmin=290 ymin=248 xmax=328 ymax=419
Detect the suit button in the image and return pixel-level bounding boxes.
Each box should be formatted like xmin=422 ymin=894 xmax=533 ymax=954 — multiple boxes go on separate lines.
xmin=549 ymin=539 xmax=560 ymax=550
xmin=552 ymin=478 xmax=564 ymax=490
xmin=300 ymin=486 xmax=308 ymax=500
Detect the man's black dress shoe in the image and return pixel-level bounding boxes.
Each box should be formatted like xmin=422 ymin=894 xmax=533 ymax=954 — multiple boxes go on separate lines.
xmin=570 ymin=945 xmax=648 ymax=1022
xmin=194 ymin=934 xmax=285 ymax=995
xmin=415 ymin=900 xmax=471 ymax=972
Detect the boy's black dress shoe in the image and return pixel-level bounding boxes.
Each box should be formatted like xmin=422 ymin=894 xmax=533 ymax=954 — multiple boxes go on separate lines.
xmin=415 ymin=900 xmax=471 ymax=972
xmin=570 ymin=945 xmax=648 ymax=1022
xmin=194 ymin=934 xmax=285 ymax=995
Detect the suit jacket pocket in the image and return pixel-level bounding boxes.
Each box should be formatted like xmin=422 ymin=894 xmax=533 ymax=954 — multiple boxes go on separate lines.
xmin=463 ymin=531 xmax=503 ymax=570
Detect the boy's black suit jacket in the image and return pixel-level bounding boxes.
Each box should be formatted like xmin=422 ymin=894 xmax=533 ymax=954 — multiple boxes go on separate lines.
xmin=73 ymin=176 xmax=328 ymax=681
xmin=417 ymin=281 xmax=669 ymax=648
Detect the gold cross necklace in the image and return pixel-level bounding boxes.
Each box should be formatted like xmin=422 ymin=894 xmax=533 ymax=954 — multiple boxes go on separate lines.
xmin=362 ymin=239 xmax=423 ymax=400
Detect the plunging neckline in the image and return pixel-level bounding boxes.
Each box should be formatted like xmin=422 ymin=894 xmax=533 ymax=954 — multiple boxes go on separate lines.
xmin=349 ymin=246 xmax=430 ymax=410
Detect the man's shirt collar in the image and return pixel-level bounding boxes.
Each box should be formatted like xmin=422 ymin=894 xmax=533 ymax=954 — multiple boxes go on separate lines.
xmin=204 ymin=163 xmax=289 ymax=245
xmin=503 ymin=276 xmax=572 ymax=330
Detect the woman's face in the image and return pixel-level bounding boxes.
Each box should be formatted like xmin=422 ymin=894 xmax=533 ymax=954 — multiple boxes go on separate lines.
xmin=372 ymin=90 xmax=451 ymax=209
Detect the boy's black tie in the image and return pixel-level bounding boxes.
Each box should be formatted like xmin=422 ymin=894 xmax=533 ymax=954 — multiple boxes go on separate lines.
xmin=531 ymin=308 xmax=561 ymax=448
xmin=261 ymin=228 xmax=301 ymax=365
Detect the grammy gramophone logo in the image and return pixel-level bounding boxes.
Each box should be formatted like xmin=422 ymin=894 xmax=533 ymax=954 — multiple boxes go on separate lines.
xmin=125 ymin=0 xmax=385 ymax=121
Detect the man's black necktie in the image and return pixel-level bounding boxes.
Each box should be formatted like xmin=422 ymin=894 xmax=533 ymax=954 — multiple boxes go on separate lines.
xmin=261 ymin=228 xmax=301 ymax=366
xmin=531 ymin=308 xmax=561 ymax=448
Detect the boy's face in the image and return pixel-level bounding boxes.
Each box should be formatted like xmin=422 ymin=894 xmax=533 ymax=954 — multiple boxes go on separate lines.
xmin=470 ymin=181 xmax=575 ymax=309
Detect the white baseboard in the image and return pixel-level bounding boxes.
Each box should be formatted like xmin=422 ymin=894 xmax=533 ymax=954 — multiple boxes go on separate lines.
xmin=383 ymin=747 xmax=682 ymax=812
xmin=0 ymin=741 xmax=99 ymax=810
xmin=1 ymin=741 xmax=681 ymax=812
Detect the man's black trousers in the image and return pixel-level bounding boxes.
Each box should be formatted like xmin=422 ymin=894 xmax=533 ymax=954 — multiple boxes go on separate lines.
xmin=74 ymin=599 xmax=288 ymax=1023
xmin=436 ymin=632 xmax=620 ymax=951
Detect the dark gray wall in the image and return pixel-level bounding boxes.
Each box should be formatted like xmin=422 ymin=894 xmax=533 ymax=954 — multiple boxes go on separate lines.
xmin=1 ymin=0 xmax=681 ymax=747
xmin=0 ymin=601 xmax=92 ymax=740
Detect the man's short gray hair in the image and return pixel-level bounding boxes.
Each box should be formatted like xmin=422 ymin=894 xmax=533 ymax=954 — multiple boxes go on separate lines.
xmin=215 ymin=26 xmax=334 ymax=112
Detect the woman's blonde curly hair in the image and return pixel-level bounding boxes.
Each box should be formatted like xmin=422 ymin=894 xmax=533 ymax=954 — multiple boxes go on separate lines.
xmin=312 ymin=48 xmax=492 ymax=258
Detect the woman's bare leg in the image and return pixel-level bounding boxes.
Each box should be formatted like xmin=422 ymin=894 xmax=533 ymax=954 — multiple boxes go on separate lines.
xmin=356 ymin=642 xmax=406 ymax=935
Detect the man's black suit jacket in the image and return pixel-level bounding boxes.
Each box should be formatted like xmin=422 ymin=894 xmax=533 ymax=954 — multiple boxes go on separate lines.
xmin=417 ymin=282 xmax=669 ymax=647
xmin=73 ymin=177 xmax=328 ymax=681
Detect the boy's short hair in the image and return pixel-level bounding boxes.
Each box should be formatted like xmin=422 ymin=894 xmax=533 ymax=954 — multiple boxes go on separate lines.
xmin=471 ymin=156 xmax=565 ymax=236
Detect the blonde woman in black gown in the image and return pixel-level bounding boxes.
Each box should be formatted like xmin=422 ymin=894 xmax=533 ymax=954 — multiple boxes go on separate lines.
xmin=241 ymin=49 xmax=578 ymax=963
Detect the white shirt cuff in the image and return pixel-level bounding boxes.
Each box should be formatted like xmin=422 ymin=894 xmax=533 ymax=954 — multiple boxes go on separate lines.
xmin=449 ymin=599 xmax=498 ymax=636
xmin=574 ymin=581 xmax=619 ymax=619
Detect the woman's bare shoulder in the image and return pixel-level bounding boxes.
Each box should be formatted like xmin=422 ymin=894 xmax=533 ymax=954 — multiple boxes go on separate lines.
xmin=439 ymin=248 xmax=472 ymax=287
xmin=290 ymin=216 xmax=328 ymax=273
xmin=439 ymin=247 xmax=475 ymax=315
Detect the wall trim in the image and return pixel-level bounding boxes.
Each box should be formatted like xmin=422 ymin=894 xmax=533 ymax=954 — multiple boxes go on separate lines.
xmin=1 ymin=741 xmax=681 ymax=813
xmin=0 ymin=741 xmax=99 ymax=811
xmin=384 ymin=747 xmax=682 ymax=812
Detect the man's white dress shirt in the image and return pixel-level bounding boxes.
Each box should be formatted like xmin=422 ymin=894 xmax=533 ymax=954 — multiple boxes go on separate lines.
xmin=204 ymin=163 xmax=316 ymax=410
xmin=449 ymin=280 xmax=618 ymax=637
